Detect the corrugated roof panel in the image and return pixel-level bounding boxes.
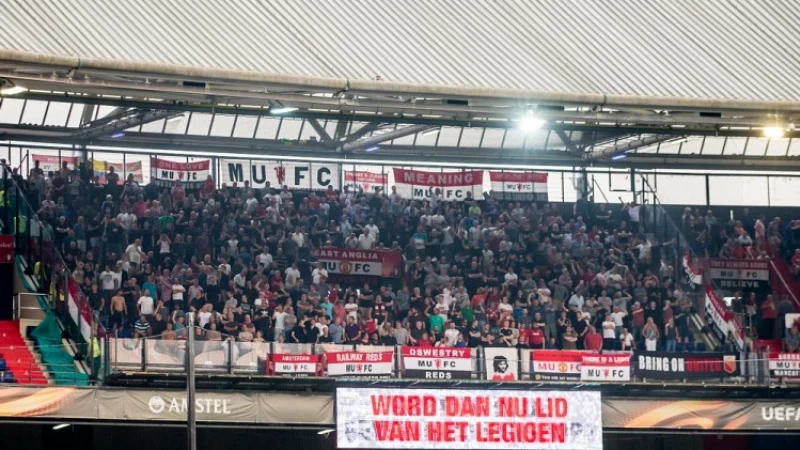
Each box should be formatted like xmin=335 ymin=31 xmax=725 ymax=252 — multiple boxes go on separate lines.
xmin=1 ymin=0 xmax=799 ymax=101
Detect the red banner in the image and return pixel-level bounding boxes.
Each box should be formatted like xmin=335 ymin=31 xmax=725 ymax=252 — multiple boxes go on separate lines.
xmin=313 ymin=248 xmax=402 ymax=279
xmin=326 ymin=351 xmax=394 ymax=377
xmin=531 ymin=350 xmax=594 ymax=382
xmin=0 ymin=235 xmax=12 ymax=264
xmin=271 ymin=354 xmax=320 ymax=377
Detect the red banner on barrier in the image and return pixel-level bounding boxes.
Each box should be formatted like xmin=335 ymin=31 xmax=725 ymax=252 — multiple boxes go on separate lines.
xmin=326 ymin=352 xmax=394 ymax=377
xmin=0 ymin=235 xmax=12 ymax=264
xmin=271 ymin=354 xmax=320 ymax=377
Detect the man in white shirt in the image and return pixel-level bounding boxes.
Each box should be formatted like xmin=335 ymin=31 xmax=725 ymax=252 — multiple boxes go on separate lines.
xmin=602 ymin=313 xmax=617 ymax=350
xmin=444 ymin=322 xmax=460 ymax=346
xmin=285 ymin=264 xmax=300 ymax=289
xmin=137 ymin=293 xmax=155 ymax=318
xmin=311 ymin=263 xmax=328 ymax=286
xmin=291 ymin=228 xmax=305 ymax=249
xmin=610 ymin=306 xmax=628 ymax=336
xmin=125 ymin=239 xmax=145 ymax=267
xmin=358 ymin=231 xmax=375 ymax=250
xmin=364 ymin=219 xmax=379 ymax=238
xmin=272 ymin=306 xmax=288 ymax=341
xmin=257 ymin=248 xmax=273 ymax=268
xmin=100 ymin=265 xmax=116 ymax=299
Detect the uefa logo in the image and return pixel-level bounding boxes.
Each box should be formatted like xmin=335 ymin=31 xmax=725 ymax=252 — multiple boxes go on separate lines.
xmin=148 ymin=395 xmax=166 ymax=414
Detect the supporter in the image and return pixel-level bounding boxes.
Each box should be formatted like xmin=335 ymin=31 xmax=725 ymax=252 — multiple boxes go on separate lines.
xmin=642 ymin=318 xmax=660 ymax=351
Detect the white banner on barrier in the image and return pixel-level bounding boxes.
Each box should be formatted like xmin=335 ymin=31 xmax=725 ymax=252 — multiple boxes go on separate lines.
xmin=336 ymin=387 xmax=603 ymax=450
xmin=220 ymin=158 xmax=340 ymax=190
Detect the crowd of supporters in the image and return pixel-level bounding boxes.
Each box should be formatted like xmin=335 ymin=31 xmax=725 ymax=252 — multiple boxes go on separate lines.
xmin=10 ymin=159 xmax=708 ymax=355
xmin=679 ymin=206 xmax=799 ymax=348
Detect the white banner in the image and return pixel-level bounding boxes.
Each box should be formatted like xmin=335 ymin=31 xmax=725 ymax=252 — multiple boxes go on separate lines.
xmin=326 ymin=351 xmax=394 ymax=377
xmin=488 ymin=171 xmax=549 ymax=201
xmin=272 ymin=354 xmax=319 ymax=377
xmin=580 ymin=355 xmax=631 ymax=382
xmin=484 ymin=348 xmax=519 ymax=381
xmin=220 ymin=159 xmax=340 ymax=190
xmin=392 ymin=168 xmax=483 ymax=202
xmin=336 ymin=388 xmax=603 ymax=450
xmin=150 ymin=158 xmax=209 ymax=187
xmin=401 ymin=347 xmax=472 ymax=380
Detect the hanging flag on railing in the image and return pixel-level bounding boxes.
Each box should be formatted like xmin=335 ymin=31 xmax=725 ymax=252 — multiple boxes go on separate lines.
xmin=683 ymin=250 xmax=703 ymax=285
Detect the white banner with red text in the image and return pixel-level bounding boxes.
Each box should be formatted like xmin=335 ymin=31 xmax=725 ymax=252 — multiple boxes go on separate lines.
xmin=335 ymin=387 xmax=603 ymax=450
xmin=392 ymin=168 xmax=483 ymax=202
xmin=580 ymin=354 xmax=631 ymax=382
xmin=489 ymin=171 xmax=549 ymax=201
xmin=326 ymin=351 xmax=394 ymax=377
xmin=271 ymin=354 xmax=320 ymax=377
xmin=531 ymin=350 xmax=592 ymax=382
xmin=683 ymin=250 xmax=703 ymax=285
xmin=401 ymin=347 xmax=472 ymax=380
xmin=344 ymin=170 xmax=387 ymax=194
xmin=150 ymin=158 xmax=210 ymax=187
xmin=704 ymin=283 xmax=745 ymax=351
xmin=220 ymin=158 xmax=340 ymax=190
xmin=769 ymin=353 xmax=800 ymax=378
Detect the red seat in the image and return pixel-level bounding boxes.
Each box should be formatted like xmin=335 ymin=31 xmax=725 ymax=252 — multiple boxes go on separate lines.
xmin=0 ymin=320 xmax=48 ymax=385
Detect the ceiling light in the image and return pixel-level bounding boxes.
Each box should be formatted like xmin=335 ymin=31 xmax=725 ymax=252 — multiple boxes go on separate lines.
xmin=518 ymin=112 xmax=545 ymax=133
xmin=271 ymin=107 xmax=298 ymax=114
xmin=365 ymin=145 xmax=380 ymax=153
xmin=422 ymin=128 xmax=441 ymax=136
xmin=611 ymin=154 xmax=627 ymax=160
xmin=110 ymin=132 xmax=126 ymax=139
xmin=317 ymin=428 xmax=335 ymax=435
xmin=763 ymin=126 xmax=785 ymax=139
xmin=52 ymin=423 xmax=70 ymax=431
xmin=0 ymin=86 xmax=28 ymax=96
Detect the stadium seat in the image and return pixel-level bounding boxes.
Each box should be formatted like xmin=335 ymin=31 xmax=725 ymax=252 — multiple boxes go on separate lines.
xmin=0 ymin=320 xmax=49 ymax=385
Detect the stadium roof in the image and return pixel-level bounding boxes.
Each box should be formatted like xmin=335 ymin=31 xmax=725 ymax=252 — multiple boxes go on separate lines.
xmin=2 ymin=0 xmax=800 ymax=103
xmin=0 ymin=0 xmax=799 ymax=168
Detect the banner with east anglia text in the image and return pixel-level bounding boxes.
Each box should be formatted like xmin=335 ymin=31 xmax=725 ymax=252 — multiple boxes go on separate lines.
xmin=220 ymin=158 xmax=340 ymax=190
xmin=489 ymin=171 xmax=549 ymax=201
xmin=312 ymin=248 xmax=402 ymax=279
xmin=336 ymin=387 xmax=603 ymax=450
xmin=150 ymin=157 xmax=210 ymax=187
xmin=392 ymin=168 xmax=483 ymax=202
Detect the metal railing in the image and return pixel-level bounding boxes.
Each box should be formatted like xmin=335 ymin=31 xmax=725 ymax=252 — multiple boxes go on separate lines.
xmin=105 ymin=336 xmax=785 ymax=385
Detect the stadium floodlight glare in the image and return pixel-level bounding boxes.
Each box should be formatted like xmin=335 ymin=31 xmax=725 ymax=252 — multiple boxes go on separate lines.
xmin=52 ymin=423 xmax=70 ymax=431
xmin=0 ymin=86 xmax=27 ymax=96
xmin=110 ymin=132 xmax=126 ymax=139
xmin=763 ymin=126 xmax=785 ymax=138
xmin=365 ymin=145 xmax=380 ymax=153
xmin=317 ymin=428 xmax=335 ymax=435
xmin=611 ymin=154 xmax=627 ymax=160
xmin=271 ymin=106 xmax=298 ymax=114
xmin=518 ymin=111 xmax=545 ymax=133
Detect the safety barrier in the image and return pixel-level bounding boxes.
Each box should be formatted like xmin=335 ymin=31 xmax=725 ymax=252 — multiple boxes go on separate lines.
xmin=108 ymin=338 xmax=789 ymax=384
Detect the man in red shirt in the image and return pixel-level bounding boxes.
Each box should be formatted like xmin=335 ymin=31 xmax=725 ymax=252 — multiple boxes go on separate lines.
xmin=528 ymin=324 xmax=545 ymax=349
xmin=584 ymin=326 xmax=603 ymax=351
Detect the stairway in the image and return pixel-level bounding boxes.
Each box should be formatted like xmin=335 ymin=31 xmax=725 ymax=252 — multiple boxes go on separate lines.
xmin=0 ymin=320 xmax=48 ymax=385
